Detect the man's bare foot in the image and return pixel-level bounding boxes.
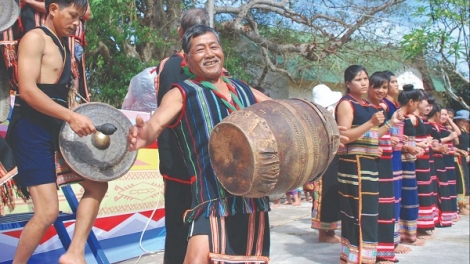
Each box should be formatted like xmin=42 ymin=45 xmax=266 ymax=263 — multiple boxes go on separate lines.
xmin=292 ymin=201 xmax=302 ymax=206
xmin=452 ymin=214 xmax=460 ymax=222
xmin=318 ymin=230 xmax=341 ymax=243
xmin=283 ymin=201 xmax=292 ymax=205
xmin=401 ymin=239 xmax=426 ymax=246
xmin=376 ymin=260 xmax=396 ymax=264
xmin=59 ymin=253 xmax=86 ymax=264
xmin=271 ymin=202 xmax=281 ymax=208
xmin=394 ymin=244 xmax=412 ymax=254
xmin=417 ymin=230 xmax=434 ymax=240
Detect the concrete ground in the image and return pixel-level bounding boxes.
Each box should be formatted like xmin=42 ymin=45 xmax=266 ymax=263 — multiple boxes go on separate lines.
xmin=119 ymin=200 xmax=470 ymax=264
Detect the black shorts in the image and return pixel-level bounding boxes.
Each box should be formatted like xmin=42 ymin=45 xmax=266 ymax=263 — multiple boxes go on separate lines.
xmin=10 ymin=117 xmax=56 ymax=187
xmin=189 ymin=211 xmax=270 ymax=257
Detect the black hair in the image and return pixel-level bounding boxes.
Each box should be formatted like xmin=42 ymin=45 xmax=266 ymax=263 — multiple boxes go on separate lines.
xmin=369 ymin=71 xmax=389 ymax=89
xmin=397 ymin=84 xmax=423 ymax=105
xmin=182 ymin=25 xmax=220 ymax=54
xmin=45 ymin=0 xmax=88 ymax=14
xmin=446 ymin=108 xmax=454 ymax=114
xmin=181 ymin=9 xmax=210 ymax=33
xmin=427 ymin=103 xmax=442 ymax=119
xmin=426 ymin=92 xmax=435 ymax=105
xmin=344 ymin=65 xmax=368 ymax=93
xmin=416 ymin=90 xmax=436 ymax=105
xmin=382 ymin=70 xmax=395 ymax=81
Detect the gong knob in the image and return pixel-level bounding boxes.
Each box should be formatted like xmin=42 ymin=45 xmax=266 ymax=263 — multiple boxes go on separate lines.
xmin=91 ymin=131 xmax=111 ymax=150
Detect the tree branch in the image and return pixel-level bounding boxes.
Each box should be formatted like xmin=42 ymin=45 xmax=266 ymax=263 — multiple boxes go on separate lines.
xmin=441 ymin=69 xmax=470 ymax=110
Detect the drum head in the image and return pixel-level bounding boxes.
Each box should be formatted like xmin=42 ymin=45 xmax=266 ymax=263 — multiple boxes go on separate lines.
xmin=59 ymin=102 xmax=137 ymax=182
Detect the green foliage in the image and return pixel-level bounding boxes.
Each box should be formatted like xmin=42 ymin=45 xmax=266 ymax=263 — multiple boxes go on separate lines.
xmin=85 ymin=0 xmax=173 ymax=107
xmin=400 ymin=0 xmax=469 ymax=78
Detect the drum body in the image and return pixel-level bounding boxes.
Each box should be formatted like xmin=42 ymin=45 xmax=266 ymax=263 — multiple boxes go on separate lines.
xmin=209 ymin=99 xmax=339 ymax=198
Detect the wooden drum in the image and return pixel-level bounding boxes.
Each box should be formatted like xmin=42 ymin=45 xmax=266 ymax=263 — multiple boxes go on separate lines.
xmin=209 ymin=99 xmax=340 ymax=198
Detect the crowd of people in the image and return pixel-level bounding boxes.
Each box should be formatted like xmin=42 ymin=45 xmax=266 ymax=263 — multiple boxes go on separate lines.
xmin=1 ymin=1 xmax=469 ymax=264
xmin=299 ymin=66 xmax=469 ymax=264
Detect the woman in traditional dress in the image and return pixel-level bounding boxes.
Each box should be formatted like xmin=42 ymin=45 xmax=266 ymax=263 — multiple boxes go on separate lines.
xmin=413 ymin=92 xmax=436 ymax=239
xmin=336 ymin=65 xmax=401 ymax=264
xmin=311 ymin=84 xmax=343 ymax=243
xmin=397 ymin=84 xmax=425 ymax=246
xmin=367 ymin=72 xmax=397 ymax=263
xmin=382 ymin=71 xmax=410 ymax=254
xmin=439 ymin=108 xmax=461 ymax=221
xmin=453 ymin=110 xmax=470 ymax=215
xmin=420 ymin=94 xmax=440 ymax=225
xmin=427 ymin=104 xmax=454 ymax=227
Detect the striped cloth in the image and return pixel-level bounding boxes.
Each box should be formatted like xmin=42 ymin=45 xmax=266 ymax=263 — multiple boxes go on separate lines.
xmin=376 ymin=131 xmax=396 ymax=262
xmin=415 ymin=117 xmax=435 ymax=231
xmin=429 ymin=122 xmax=453 ymax=227
xmin=400 ymin=117 xmax=418 ymax=242
xmin=169 ymin=78 xmax=270 ymax=224
xmin=455 ymin=130 xmax=469 ymax=207
xmin=390 ymin=121 xmax=404 ymax=245
xmin=439 ymin=125 xmax=458 ymax=219
xmin=311 ymin=156 xmax=341 ymax=231
xmin=336 ymin=94 xmax=380 ymax=264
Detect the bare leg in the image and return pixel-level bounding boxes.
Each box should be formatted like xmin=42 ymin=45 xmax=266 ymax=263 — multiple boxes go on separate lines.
xmin=400 ymin=238 xmax=425 ymax=246
xmin=59 ymin=180 xmax=108 ymax=264
xmin=284 ymin=193 xmax=292 ymax=205
xmin=292 ymin=191 xmax=301 ymax=206
xmin=395 ymin=244 xmax=412 ymax=254
xmin=13 ymin=183 xmax=59 ymax=264
xmin=459 ymin=203 xmax=469 ymax=215
xmin=318 ymin=230 xmax=341 ymax=243
xmin=183 ymin=235 xmax=210 ymax=264
xmin=271 ymin=199 xmax=281 ymax=208
xmin=417 ymin=230 xmax=434 ymax=240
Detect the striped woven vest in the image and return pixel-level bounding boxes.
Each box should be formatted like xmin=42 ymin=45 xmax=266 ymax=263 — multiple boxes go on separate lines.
xmin=169 ymin=78 xmax=270 ymax=223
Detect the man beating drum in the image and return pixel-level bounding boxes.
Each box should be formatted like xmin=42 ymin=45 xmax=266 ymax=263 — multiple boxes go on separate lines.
xmin=128 ymin=25 xmax=272 ymax=263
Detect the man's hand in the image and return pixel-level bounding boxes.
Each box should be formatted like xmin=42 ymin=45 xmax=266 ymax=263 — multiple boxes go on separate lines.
xmin=127 ymin=115 xmax=152 ymax=151
xmin=68 ymin=112 xmax=95 ymax=137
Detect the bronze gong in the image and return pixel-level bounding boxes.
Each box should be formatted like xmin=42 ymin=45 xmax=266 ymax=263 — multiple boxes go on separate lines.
xmin=59 ymin=102 xmax=137 ymax=182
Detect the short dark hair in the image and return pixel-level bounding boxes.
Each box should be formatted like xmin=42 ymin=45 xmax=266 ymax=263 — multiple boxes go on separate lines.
xmin=369 ymin=71 xmax=389 ymax=89
xmin=182 ymin=25 xmax=221 ymax=54
xmin=45 ymin=0 xmax=88 ymax=15
xmin=181 ymin=9 xmax=210 ymax=33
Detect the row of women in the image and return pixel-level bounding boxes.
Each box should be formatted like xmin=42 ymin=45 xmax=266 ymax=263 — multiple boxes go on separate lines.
xmin=310 ymin=65 xmax=469 ymax=264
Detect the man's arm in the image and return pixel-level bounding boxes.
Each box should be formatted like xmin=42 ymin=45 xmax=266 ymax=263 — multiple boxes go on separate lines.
xmin=251 ymin=88 xmax=271 ymax=102
xmin=17 ymin=30 xmax=94 ymax=137
xmin=21 ymin=0 xmax=46 ymax=13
